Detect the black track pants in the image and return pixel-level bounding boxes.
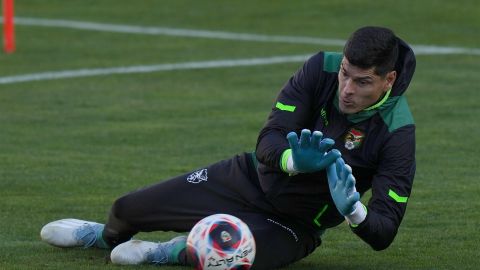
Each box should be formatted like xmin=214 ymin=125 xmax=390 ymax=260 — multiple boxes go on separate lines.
xmin=103 ymin=153 xmax=321 ymax=269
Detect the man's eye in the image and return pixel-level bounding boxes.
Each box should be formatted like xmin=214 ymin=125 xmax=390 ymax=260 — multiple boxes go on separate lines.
xmin=358 ymin=80 xmax=369 ymax=86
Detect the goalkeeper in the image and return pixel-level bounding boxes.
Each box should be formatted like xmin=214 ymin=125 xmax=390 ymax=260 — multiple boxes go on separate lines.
xmin=40 ymin=26 xmax=416 ymax=269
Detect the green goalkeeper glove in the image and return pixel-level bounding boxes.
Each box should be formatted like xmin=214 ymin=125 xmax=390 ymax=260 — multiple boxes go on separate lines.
xmin=285 ymin=129 xmax=340 ymax=173
xmin=326 ymin=157 xmax=360 ymax=216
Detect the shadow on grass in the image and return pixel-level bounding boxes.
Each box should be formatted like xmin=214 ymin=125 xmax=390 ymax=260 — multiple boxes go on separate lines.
xmin=285 ymin=260 xmax=371 ymax=270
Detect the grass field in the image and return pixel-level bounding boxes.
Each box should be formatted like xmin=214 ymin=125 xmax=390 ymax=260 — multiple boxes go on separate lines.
xmin=1 ymin=1 xmax=479 ymax=269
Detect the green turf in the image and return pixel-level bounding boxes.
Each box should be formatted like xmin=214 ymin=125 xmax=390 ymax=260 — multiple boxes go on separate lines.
xmin=1 ymin=1 xmax=479 ymax=269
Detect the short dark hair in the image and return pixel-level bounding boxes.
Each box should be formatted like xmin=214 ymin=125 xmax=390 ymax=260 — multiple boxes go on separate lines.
xmin=343 ymin=26 xmax=399 ymax=76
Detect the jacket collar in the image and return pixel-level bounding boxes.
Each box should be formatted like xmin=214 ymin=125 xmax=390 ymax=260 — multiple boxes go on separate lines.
xmin=334 ymin=90 xmax=399 ymax=123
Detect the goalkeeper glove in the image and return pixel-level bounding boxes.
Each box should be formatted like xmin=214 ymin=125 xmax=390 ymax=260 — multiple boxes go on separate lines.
xmin=327 ymin=157 xmax=361 ymax=216
xmin=283 ymin=129 xmax=340 ymax=173
xmin=327 ymin=157 xmax=367 ymax=226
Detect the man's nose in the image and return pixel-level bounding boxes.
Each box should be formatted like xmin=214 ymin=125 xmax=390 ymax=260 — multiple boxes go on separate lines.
xmin=343 ymin=79 xmax=355 ymax=95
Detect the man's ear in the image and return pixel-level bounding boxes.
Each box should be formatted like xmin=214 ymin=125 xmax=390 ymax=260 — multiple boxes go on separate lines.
xmin=385 ymin=70 xmax=397 ymax=91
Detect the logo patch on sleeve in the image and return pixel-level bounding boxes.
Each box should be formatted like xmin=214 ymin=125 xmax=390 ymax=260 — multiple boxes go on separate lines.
xmin=344 ymin=128 xmax=364 ymax=150
xmin=186 ymin=169 xmax=208 ymax=183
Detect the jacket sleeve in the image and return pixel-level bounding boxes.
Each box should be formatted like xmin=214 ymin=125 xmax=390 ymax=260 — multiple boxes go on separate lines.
xmin=352 ymin=125 xmax=416 ymax=250
xmin=255 ymin=53 xmax=324 ymax=169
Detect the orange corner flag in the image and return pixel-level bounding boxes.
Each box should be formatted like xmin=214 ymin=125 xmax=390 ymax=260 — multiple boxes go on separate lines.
xmin=3 ymin=0 xmax=15 ymax=53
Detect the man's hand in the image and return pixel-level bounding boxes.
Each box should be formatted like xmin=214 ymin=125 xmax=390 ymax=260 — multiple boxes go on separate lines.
xmin=327 ymin=157 xmax=360 ymax=216
xmin=286 ymin=129 xmax=340 ymax=173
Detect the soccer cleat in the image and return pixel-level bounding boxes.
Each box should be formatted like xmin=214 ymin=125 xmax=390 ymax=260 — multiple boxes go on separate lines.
xmin=110 ymin=236 xmax=187 ymax=265
xmin=40 ymin=218 xmax=109 ymax=249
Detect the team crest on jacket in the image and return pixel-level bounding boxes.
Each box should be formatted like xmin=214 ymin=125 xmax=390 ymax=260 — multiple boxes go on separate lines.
xmin=344 ymin=128 xmax=364 ymax=150
xmin=186 ymin=169 xmax=208 ymax=183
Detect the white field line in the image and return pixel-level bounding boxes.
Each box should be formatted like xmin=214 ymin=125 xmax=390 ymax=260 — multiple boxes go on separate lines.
xmin=1 ymin=17 xmax=479 ymax=85
xmin=0 ymin=55 xmax=311 ymax=85
xmin=13 ymin=17 xmax=347 ymax=46
xmin=8 ymin=17 xmax=480 ymax=56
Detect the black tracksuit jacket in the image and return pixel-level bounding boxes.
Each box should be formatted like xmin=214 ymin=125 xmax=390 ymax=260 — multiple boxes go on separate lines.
xmin=255 ymin=38 xmax=416 ymax=251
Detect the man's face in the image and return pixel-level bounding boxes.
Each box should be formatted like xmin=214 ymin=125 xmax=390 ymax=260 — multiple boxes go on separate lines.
xmin=338 ymin=57 xmax=396 ymax=114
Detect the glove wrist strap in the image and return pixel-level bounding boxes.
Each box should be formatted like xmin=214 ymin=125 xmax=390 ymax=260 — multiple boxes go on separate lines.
xmin=345 ymin=201 xmax=367 ymax=227
xmin=280 ymin=149 xmax=298 ymax=174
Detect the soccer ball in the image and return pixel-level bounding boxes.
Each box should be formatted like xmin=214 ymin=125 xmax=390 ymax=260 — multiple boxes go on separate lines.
xmin=186 ymin=214 xmax=256 ymax=270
